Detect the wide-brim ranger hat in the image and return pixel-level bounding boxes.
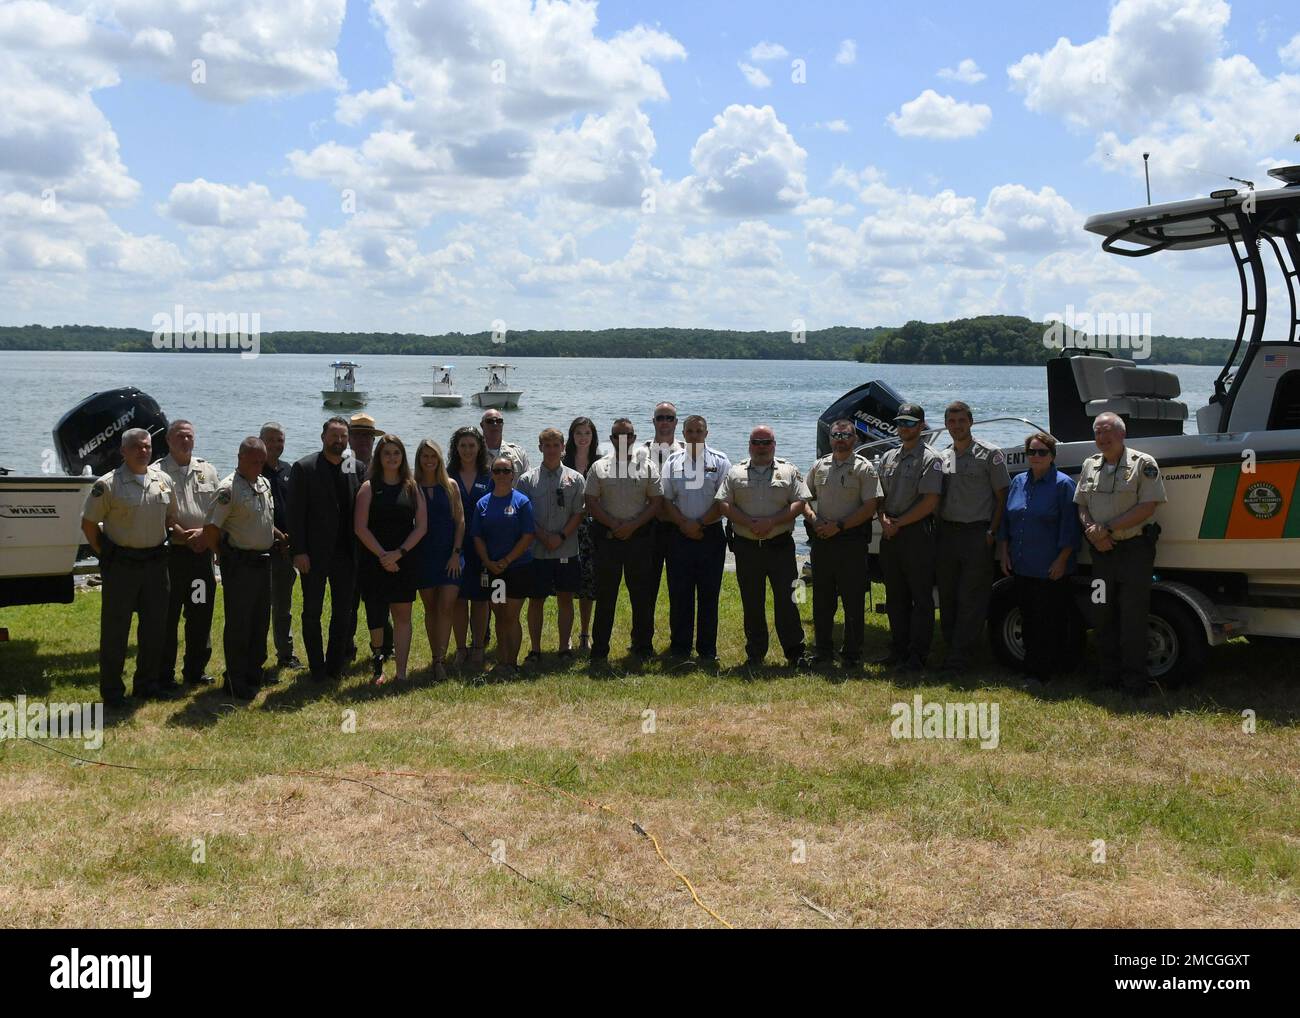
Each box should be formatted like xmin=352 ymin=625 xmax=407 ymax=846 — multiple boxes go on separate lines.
xmin=349 ymin=412 xmax=381 ymax=435
xmin=894 ymin=402 xmax=925 ymax=426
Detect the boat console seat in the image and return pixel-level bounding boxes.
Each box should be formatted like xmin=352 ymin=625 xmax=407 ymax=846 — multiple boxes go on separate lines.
xmin=1071 ymin=356 xmax=1188 ymax=432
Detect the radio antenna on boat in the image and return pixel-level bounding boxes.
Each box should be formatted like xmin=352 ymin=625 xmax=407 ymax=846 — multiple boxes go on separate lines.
xmin=1142 ymin=152 xmax=1151 ymax=205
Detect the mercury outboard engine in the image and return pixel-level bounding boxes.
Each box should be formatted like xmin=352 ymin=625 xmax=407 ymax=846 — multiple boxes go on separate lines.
xmin=53 ymin=387 xmax=169 ymax=477
xmin=816 ymin=379 xmax=906 ymax=458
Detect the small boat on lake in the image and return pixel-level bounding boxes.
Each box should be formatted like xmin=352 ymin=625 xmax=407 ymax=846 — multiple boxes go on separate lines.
xmin=322 ymin=360 xmax=367 ymax=408
xmin=470 ymin=363 xmax=523 ymax=409
xmin=422 ymin=365 xmax=465 ymax=407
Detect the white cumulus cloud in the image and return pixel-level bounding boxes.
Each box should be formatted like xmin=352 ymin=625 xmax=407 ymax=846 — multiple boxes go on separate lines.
xmin=887 ymin=90 xmax=991 ymax=139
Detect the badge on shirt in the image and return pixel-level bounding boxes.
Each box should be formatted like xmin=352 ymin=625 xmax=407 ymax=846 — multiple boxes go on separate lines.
xmin=91 ymin=483 xmax=105 ymax=497
xmin=504 ymin=505 xmax=515 ymax=515
xmin=1143 ymin=464 xmax=1158 ymax=478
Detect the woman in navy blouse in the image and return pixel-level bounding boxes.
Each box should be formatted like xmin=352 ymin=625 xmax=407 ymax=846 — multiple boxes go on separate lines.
xmin=996 ymin=432 xmax=1082 ymax=682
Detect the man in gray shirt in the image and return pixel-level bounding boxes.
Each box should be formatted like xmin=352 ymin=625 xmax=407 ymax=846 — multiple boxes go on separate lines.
xmin=937 ymin=401 xmax=1010 ymax=672
xmin=518 ymin=428 xmax=586 ymax=659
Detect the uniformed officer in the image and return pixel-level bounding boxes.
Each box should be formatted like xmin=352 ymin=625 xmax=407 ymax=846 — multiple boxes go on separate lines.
xmin=661 ymin=414 xmax=731 ymax=662
xmin=583 ymin=417 xmax=663 ymax=662
xmin=518 ymin=427 xmax=587 ymax=658
xmin=481 ymin=410 xmax=530 ymax=480
xmin=716 ymin=425 xmax=810 ymax=668
xmin=203 ymin=437 xmax=282 ymax=701
xmin=81 ymin=428 xmax=182 ymax=705
xmin=645 ymin=401 xmax=686 ymax=614
xmin=936 ymin=401 xmax=1010 ymax=672
xmin=158 ymin=419 xmax=220 ymax=689
xmin=876 ymin=403 xmax=944 ymax=671
xmin=259 ymin=421 xmax=298 ymax=671
xmin=802 ymin=418 xmax=880 ymax=668
xmin=1074 ymin=411 xmax=1167 ymax=695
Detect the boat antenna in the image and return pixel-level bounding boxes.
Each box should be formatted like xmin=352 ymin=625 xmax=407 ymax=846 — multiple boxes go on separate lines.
xmin=1142 ymin=152 xmax=1151 ymax=205
xmin=1180 ymin=163 xmax=1255 ymax=191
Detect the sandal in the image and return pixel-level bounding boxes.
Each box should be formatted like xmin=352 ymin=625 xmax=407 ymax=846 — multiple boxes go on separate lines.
xmin=578 ymin=635 xmax=590 ymax=652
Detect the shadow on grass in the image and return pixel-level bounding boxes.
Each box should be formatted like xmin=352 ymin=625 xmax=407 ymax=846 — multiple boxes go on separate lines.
xmin=0 ymin=639 xmax=100 ymax=697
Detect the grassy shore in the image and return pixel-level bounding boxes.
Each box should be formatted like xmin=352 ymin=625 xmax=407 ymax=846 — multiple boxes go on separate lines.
xmin=1 ymin=578 xmax=1297 ymax=928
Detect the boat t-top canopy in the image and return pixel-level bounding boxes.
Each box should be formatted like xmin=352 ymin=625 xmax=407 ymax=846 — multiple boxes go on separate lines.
xmin=330 ymin=360 xmax=360 ymax=369
xmin=481 ymin=363 xmax=515 ymax=370
xmin=1086 ymin=168 xmax=1300 ymax=430
xmin=1084 ymin=166 xmax=1300 ymax=254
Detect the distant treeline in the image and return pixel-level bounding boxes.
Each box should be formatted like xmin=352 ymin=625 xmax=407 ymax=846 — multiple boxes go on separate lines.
xmin=851 ymin=316 xmax=1235 ymax=366
xmin=0 ymin=317 xmax=1235 ymax=365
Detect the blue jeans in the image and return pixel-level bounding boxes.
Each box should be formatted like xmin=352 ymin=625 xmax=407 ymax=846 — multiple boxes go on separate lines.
xmin=666 ymin=523 xmax=726 ymax=657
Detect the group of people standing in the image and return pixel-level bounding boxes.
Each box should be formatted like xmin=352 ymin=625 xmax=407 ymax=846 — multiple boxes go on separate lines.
xmin=80 ymin=396 xmax=1168 ymax=706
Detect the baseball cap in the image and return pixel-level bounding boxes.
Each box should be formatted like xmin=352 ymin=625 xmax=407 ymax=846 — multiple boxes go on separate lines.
xmin=894 ymin=403 xmax=925 ymax=426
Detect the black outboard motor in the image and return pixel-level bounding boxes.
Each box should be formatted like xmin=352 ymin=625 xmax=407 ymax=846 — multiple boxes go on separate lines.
xmin=53 ymin=387 xmax=169 ymax=477
xmin=816 ymin=379 xmax=906 ymax=458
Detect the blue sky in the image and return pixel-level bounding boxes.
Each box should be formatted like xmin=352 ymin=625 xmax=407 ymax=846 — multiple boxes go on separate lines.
xmin=2 ymin=0 xmax=1298 ymax=339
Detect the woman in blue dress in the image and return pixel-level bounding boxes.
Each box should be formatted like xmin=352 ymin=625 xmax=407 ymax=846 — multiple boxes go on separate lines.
xmin=996 ymin=431 xmax=1083 ymax=683
xmin=470 ymin=455 xmax=536 ymax=679
xmin=449 ymin=425 xmax=492 ymax=668
xmin=413 ymin=439 xmax=464 ymax=682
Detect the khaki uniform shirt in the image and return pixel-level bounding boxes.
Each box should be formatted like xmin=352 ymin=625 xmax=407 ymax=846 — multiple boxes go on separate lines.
xmin=585 ymin=453 xmax=662 ymax=523
xmin=159 ymin=454 xmax=220 ymax=530
xmin=1073 ymin=446 xmax=1168 ymax=540
xmin=806 ymin=453 xmax=881 ymax=524
xmin=486 ymin=442 xmax=530 ymax=479
xmin=939 ymin=438 xmax=1011 ymax=523
xmin=715 ymin=457 xmax=809 ymax=539
xmin=879 ymin=444 xmax=945 ymax=517
xmin=83 ymin=464 xmax=177 ymax=548
xmin=208 ymin=472 xmax=276 ymax=551
xmin=517 ymin=463 xmax=586 ymax=559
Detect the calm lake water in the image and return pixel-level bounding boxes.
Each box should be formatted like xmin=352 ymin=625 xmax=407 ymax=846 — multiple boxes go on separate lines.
xmin=1 ymin=351 xmax=1225 ymax=476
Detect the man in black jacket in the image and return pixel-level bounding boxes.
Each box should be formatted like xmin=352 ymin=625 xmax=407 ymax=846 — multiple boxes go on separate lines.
xmin=289 ymin=416 xmax=359 ymax=681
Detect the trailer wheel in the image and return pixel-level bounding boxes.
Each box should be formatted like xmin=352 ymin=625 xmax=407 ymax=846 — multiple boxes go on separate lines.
xmin=1147 ymin=592 xmax=1208 ymax=686
xmin=988 ymin=580 xmax=1085 ymax=671
xmin=988 ymin=584 xmax=1025 ymax=669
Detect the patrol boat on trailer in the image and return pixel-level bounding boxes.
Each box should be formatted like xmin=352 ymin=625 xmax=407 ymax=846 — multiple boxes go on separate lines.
xmin=322 ymin=360 xmax=367 ymax=408
xmin=820 ymin=165 xmax=1300 ymax=682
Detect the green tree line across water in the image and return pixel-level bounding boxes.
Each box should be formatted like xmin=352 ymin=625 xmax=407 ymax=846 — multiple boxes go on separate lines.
xmin=0 ymin=316 xmax=1236 ymax=365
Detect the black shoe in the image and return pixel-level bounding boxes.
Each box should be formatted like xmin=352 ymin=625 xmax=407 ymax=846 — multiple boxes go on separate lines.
xmin=260 ymin=672 xmax=280 ymax=686
xmin=873 ymin=652 xmax=905 ymax=667
xmin=744 ymin=656 xmax=765 ymax=668
xmin=840 ymin=655 xmax=861 ymax=667
xmin=370 ymin=649 xmax=385 ymax=681
xmin=309 ymin=669 xmax=329 ymax=683
xmin=144 ymin=685 xmax=183 ymax=701
xmin=903 ymin=654 xmax=926 ymax=672
xmin=277 ymin=655 xmax=303 ymax=669
xmin=184 ymin=674 xmax=214 ymax=686
xmin=103 ymin=693 xmax=131 ymax=709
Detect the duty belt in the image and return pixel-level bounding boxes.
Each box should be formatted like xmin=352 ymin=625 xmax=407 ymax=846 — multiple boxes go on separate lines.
xmin=734 ymin=531 xmax=794 ymax=548
xmin=938 ymin=519 xmax=990 ymax=528
xmin=222 ymin=544 xmax=273 ymax=562
xmin=113 ymin=544 xmax=167 ymax=562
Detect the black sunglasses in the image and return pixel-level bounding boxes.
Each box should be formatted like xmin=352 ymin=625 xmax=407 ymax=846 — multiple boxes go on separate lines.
xmin=1026 ymin=448 xmax=1052 ymax=457
xmin=829 ymin=431 xmax=854 ymax=440
xmin=750 ymin=438 xmax=774 ymax=446
xmin=491 ymin=466 xmax=513 ymax=474
xmin=654 ymin=414 xmax=676 ymax=422
xmin=482 ymin=418 xmax=503 ymax=427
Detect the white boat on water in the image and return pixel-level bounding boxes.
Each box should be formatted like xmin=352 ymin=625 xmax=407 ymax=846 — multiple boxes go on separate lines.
xmin=421 ymin=365 xmax=465 ymax=407
xmin=470 ymin=363 xmax=523 ymax=409
xmin=322 ymin=360 xmax=367 ymax=408
xmin=822 ymin=164 xmax=1300 ymax=683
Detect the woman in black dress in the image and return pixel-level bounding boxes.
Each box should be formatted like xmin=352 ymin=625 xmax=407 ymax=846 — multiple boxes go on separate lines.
xmin=354 ymin=434 xmax=427 ymax=685
xmin=564 ymin=417 xmax=602 ymax=652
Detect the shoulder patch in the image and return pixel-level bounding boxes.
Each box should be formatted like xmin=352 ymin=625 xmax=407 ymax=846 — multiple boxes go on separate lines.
xmin=992 ymin=451 xmax=1005 ymax=465
xmin=217 ymin=489 xmax=232 ymax=505
xmin=1143 ymin=464 xmax=1159 ymax=478
xmin=90 ymin=482 xmax=105 ymax=497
